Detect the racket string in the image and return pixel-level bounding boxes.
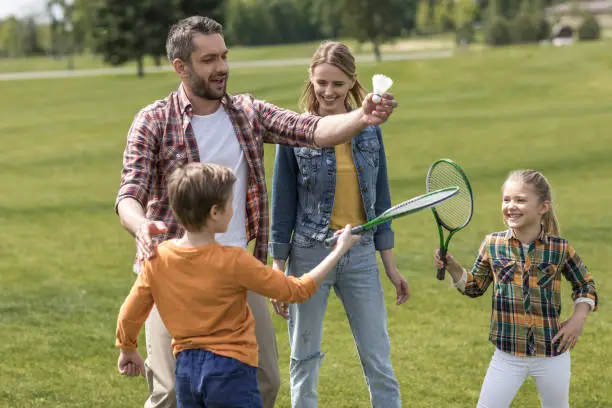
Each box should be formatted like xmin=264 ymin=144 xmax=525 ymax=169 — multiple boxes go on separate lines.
xmin=426 ymin=162 xmax=473 ymax=229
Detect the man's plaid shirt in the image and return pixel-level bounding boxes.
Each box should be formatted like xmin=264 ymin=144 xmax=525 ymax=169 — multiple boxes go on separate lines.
xmin=115 ymin=84 xmax=320 ymax=266
xmin=457 ymin=228 xmax=598 ymax=357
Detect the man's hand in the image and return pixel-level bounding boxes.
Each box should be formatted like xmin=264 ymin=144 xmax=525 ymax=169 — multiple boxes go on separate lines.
xmin=136 ymin=221 xmax=168 ymax=261
xmin=361 ymin=93 xmax=398 ymax=126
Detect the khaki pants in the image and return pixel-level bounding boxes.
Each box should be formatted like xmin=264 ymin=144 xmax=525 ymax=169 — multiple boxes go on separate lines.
xmin=143 ymin=292 xmax=281 ymax=408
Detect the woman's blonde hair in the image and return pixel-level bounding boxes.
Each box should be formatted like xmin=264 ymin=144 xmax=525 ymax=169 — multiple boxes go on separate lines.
xmin=505 ymin=170 xmax=560 ymax=236
xmin=299 ymin=41 xmax=367 ymax=114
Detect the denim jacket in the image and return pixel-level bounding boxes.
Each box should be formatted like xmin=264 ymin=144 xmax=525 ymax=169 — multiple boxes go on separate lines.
xmin=269 ymin=124 xmax=394 ymax=260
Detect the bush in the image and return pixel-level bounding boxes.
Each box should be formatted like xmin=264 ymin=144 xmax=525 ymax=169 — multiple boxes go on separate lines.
xmin=455 ymin=21 xmax=475 ymax=46
xmin=510 ymin=12 xmax=539 ymax=44
xmin=578 ymin=13 xmax=601 ymax=41
xmin=534 ymin=16 xmax=551 ymax=41
xmin=485 ymin=16 xmax=512 ymax=46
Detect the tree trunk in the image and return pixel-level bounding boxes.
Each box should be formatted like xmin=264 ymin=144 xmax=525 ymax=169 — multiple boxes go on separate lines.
xmin=372 ymin=38 xmax=382 ymax=62
xmin=154 ymin=55 xmax=162 ymax=67
xmin=137 ymin=56 xmax=144 ymax=78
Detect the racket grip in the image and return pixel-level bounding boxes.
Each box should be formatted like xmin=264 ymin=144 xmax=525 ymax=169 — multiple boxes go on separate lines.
xmin=324 ymin=225 xmax=363 ymax=248
xmin=437 ymin=248 xmax=447 ymax=281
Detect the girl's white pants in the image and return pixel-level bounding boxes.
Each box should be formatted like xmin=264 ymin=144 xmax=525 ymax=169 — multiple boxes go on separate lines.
xmin=477 ymin=348 xmax=571 ymax=408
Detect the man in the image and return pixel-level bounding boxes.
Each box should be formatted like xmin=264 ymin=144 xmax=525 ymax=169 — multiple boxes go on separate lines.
xmin=115 ymin=15 xmax=398 ymax=408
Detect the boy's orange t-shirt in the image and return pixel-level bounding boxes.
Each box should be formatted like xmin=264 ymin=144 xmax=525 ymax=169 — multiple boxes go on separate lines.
xmin=116 ymin=240 xmax=317 ymax=367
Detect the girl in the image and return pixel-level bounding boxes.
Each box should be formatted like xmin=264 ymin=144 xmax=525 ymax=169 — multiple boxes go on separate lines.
xmin=434 ymin=170 xmax=598 ymax=408
xmin=269 ymin=41 xmax=409 ymax=408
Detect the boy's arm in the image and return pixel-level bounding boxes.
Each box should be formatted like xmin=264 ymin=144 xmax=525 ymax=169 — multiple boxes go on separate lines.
xmin=116 ymin=264 xmax=155 ymax=351
xmin=234 ymin=242 xmax=348 ymax=303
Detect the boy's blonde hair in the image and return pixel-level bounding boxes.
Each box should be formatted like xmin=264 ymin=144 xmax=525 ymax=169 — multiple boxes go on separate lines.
xmin=299 ymin=41 xmax=367 ymax=114
xmin=504 ymin=170 xmax=560 ymax=236
xmin=167 ymin=163 xmax=236 ymax=232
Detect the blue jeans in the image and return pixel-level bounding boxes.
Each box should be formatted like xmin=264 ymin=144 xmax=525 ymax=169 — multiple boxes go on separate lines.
xmin=286 ymin=234 xmax=401 ymax=408
xmin=175 ymin=349 xmax=263 ymax=408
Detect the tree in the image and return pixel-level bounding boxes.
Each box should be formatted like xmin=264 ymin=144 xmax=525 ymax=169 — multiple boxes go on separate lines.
xmin=176 ymin=0 xmax=224 ymax=22
xmin=510 ymin=0 xmax=538 ymax=44
xmin=311 ymin=0 xmax=344 ymax=38
xmin=0 ymin=17 xmax=22 ymax=58
xmin=47 ymin=0 xmax=76 ymax=69
xmin=455 ymin=0 xmax=477 ymax=45
xmin=416 ymin=0 xmax=433 ymax=34
xmin=341 ymin=0 xmax=407 ymax=62
xmin=92 ymin=0 xmax=224 ymax=76
xmin=22 ymin=18 xmax=44 ymax=56
xmin=434 ymin=0 xmax=455 ymax=32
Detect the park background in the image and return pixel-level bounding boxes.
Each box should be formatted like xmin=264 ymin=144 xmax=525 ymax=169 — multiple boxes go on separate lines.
xmin=1 ymin=0 xmax=611 ymax=407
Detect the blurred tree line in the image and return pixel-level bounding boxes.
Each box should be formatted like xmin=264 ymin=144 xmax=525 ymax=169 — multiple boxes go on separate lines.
xmin=0 ymin=0 xmax=602 ymax=76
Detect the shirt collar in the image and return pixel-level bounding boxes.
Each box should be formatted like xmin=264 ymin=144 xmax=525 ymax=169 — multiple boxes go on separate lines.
xmin=504 ymin=225 xmax=549 ymax=245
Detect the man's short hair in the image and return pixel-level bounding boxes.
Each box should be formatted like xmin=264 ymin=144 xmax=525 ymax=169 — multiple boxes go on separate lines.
xmin=166 ymin=16 xmax=223 ymax=63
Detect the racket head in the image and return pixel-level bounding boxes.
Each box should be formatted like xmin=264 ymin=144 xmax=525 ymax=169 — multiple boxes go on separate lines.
xmin=323 ymin=187 xmax=459 ymax=248
xmin=378 ymin=186 xmax=459 ymax=221
xmin=426 ymin=159 xmax=474 ymax=232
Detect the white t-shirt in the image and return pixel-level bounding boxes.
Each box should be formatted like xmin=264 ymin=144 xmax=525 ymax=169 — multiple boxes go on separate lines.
xmin=190 ymin=106 xmax=248 ymax=248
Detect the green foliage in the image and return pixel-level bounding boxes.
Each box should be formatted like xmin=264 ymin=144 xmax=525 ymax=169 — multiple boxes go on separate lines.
xmin=485 ymin=15 xmax=512 ymax=46
xmin=577 ymin=12 xmax=601 ymax=41
xmin=0 ymin=17 xmax=21 ymax=58
xmin=416 ymin=0 xmax=433 ymax=34
xmin=226 ymin=0 xmax=321 ymax=46
xmin=455 ymin=21 xmax=475 ymax=46
xmin=434 ymin=0 xmax=455 ymax=32
xmin=534 ymin=16 xmax=551 ymax=41
xmin=454 ymin=0 xmax=477 ymax=46
xmin=340 ymin=0 xmax=408 ymax=61
xmin=91 ymin=0 xmax=222 ymax=76
xmin=510 ymin=3 xmax=539 ymax=44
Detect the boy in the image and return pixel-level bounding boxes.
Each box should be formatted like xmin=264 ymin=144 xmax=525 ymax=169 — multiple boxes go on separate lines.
xmin=115 ymin=162 xmax=360 ymax=407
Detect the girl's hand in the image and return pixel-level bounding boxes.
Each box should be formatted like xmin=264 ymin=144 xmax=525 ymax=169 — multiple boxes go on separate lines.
xmin=552 ymin=304 xmax=590 ymax=353
xmin=433 ymin=250 xmax=463 ymax=277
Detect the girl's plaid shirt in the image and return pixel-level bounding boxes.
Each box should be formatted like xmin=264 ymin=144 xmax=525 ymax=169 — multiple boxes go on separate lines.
xmin=115 ymin=85 xmax=321 ymax=267
xmin=457 ymin=228 xmax=598 ymax=357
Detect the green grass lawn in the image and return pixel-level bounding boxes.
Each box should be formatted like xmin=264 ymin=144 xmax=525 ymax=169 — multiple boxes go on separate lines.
xmin=0 ymin=41 xmax=610 ymax=407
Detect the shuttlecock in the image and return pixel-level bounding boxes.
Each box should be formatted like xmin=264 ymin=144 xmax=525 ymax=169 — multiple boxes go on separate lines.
xmin=372 ymin=74 xmax=393 ymax=103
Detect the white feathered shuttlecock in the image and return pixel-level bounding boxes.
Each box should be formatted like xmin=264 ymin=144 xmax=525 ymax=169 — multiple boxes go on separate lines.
xmin=372 ymin=74 xmax=393 ymax=103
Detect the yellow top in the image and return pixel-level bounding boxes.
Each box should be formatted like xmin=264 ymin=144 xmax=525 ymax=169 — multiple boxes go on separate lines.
xmin=330 ymin=142 xmax=367 ymax=230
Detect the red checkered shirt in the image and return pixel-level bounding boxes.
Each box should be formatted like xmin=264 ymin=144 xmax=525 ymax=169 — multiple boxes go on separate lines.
xmin=115 ymin=84 xmax=321 ymax=266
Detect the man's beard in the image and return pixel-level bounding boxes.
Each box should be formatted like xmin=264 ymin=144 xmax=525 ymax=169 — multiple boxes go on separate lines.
xmin=187 ymin=69 xmax=227 ymax=100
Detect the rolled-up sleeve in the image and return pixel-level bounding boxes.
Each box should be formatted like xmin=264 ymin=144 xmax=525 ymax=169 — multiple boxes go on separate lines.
xmin=462 ymin=236 xmax=494 ymax=298
xmin=115 ymin=109 xmax=160 ymax=213
xmin=372 ymin=126 xmax=394 ymax=251
xmin=562 ymin=243 xmax=598 ymax=311
xmin=254 ymin=99 xmax=320 ymax=147
xmin=269 ymin=145 xmax=299 ymax=261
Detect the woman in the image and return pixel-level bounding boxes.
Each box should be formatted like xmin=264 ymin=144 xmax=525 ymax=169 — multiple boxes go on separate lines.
xmin=269 ymin=41 xmax=409 ymax=408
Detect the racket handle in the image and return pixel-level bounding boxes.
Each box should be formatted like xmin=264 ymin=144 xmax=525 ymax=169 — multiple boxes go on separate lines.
xmin=437 ymin=266 xmax=446 ymax=281
xmin=437 ymin=248 xmax=447 ymax=281
xmin=324 ymin=225 xmax=364 ymax=248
